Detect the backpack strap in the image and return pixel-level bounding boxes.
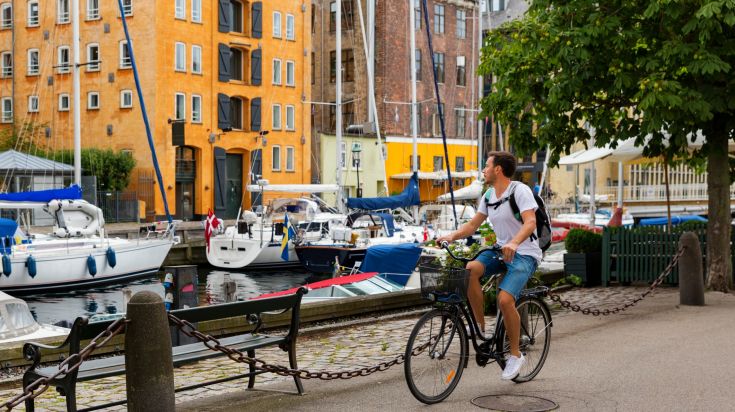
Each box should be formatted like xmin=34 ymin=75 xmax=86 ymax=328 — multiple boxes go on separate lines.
xmin=509 ymin=182 xmax=539 ymax=241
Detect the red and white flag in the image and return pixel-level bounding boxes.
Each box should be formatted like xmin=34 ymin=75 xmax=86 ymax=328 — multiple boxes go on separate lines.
xmin=205 ymin=209 xmax=220 ymax=252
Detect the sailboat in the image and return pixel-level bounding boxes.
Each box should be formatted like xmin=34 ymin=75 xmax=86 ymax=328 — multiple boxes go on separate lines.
xmin=0 ymin=2 xmax=174 ymax=294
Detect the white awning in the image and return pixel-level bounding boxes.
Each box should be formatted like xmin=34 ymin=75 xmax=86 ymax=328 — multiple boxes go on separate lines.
xmin=558 ymin=138 xmax=642 ymax=165
xmin=437 ymin=180 xmax=484 ymax=201
xmin=246 ymin=184 xmax=340 ymax=193
xmin=391 ymin=170 xmax=478 ymax=180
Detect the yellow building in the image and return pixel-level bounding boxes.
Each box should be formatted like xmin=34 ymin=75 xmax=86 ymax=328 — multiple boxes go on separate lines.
xmin=0 ymin=0 xmax=311 ymax=220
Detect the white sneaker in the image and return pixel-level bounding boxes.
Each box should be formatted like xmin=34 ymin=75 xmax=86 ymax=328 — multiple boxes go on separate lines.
xmin=501 ymin=354 xmax=525 ymax=380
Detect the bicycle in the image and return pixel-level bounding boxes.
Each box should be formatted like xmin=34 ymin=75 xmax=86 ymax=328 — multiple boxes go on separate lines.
xmin=404 ymin=242 xmax=553 ymax=404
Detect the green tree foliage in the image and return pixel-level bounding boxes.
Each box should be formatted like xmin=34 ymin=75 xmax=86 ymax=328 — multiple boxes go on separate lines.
xmin=480 ymin=0 xmax=734 ymax=290
xmin=50 ymin=149 xmax=136 ymax=192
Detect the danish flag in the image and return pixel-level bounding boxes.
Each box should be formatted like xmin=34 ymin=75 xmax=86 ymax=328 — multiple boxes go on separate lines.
xmin=205 ymin=209 xmax=220 ymax=252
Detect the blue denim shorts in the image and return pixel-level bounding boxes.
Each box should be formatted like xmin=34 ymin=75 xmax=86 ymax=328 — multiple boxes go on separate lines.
xmin=475 ymin=250 xmax=538 ymax=301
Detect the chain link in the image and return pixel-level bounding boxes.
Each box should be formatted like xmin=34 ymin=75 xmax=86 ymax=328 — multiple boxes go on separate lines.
xmin=2 ymin=318 xmax=128 ymax=410
xmin=548 ymin=247 xmax=686 ymax=316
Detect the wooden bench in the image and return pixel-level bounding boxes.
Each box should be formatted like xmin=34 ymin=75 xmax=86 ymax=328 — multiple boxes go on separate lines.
xmin=22 ymin=288 xmax=307 ymax=412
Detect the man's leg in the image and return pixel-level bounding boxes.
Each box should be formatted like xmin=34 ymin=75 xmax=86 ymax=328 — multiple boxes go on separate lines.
xmin=497 ymin=290 xmax=520 ymax=357
xmin=466 ymin=261 xmax=485 ymax=332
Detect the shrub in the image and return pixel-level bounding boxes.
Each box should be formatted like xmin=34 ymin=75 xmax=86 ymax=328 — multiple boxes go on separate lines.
xmin=564 ymin=228 xmax=602 ymax=253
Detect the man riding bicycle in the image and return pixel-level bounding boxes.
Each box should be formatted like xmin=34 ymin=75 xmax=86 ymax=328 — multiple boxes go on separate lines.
xmin=437 ymin=151 xmax=541 ymax=380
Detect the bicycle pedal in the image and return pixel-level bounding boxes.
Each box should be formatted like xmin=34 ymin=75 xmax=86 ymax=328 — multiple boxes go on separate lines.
xmin=475 ymin=352 xmax=490 ymax=367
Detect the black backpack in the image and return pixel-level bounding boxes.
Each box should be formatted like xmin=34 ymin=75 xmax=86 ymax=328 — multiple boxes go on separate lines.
xmin=484 ymin=182 xmax=553 ymax=252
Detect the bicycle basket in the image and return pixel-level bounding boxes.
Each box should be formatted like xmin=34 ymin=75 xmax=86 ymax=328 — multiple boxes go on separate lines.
xmin=418 ymin=264 xmax=469 ymax=303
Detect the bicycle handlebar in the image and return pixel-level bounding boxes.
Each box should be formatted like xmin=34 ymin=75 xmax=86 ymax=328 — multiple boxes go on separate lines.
xmin=440 ymin=241 xmax=502 ymax=263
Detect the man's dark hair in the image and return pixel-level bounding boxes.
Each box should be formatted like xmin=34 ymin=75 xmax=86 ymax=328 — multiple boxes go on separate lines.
xmin=487 ymin=151 xmax=517 ymax=177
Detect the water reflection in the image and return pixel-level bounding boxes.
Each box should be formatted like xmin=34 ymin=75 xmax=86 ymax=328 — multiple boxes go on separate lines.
xmin=205 ymin=269 xmax=329 ymax=304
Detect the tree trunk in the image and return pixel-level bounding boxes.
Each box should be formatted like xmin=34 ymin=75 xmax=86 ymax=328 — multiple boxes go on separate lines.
xmin=706 ymin=130 xmax=732 ymax=292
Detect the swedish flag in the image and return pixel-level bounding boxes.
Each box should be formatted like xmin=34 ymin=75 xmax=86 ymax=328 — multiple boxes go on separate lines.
xmin=280 ymin=213 xmax=297 ymax=261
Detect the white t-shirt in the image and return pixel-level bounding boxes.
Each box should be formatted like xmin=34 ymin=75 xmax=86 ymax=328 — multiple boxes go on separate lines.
xmin=477 ymin=181 xmax=542 ymax=263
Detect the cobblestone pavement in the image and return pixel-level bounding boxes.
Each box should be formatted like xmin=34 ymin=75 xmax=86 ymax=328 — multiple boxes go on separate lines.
xmin=0 ymin=285 xmax=679 ymax=410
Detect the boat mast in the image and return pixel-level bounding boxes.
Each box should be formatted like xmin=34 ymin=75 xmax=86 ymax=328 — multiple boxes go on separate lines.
xmin=409 ymin=0 xmax=419 ymax=222
xmin=335 ymin=3 xmax=344 ymax=213
xmin=476 ymin=1 xmax=483 ymax=179
xmin=72 ymin=0 xmax=81 ymax=185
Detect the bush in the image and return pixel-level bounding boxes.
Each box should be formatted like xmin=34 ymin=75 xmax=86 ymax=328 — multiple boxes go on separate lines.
xmin=50 ymin=148 xmax=136 ymax=191
xmin=564 ymin=228 xmax=602 ymax=253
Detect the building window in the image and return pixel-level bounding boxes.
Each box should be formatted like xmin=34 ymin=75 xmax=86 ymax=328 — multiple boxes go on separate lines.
xmin=27 ymin=95 xmax=39 ymax=113
xmin=343 ymin=101 xmax=355 ymax=130
xmin=343 ymin=49 xmax=354 ymax=82
xmin=191 ymin=0 xmax=201 ymax=22
xmin=273 ymin=11 xmax=282 ymax=38
xmin=415 ymin=49 xmax=421 ymax=81
xmin=27 ymin=1 xmax=39 ymax=27
xmin=285 ymin=105 xmax=295 ymax=130
xmin=311 ymin=52 xmax=315 ymax=84
xmin=231 ymin=48 xmax=243 ymax=81
xmin=86 ymin=0 xmax=100 ymax=20
xmin=1 ymin=51 xmax=12 ymax=77
xmin=119 ymin=41 xmax=131 ymax=69
xmin=87 ymin=92 xmax=100 ymax=110
xmin=455 ymin=156 xmax=465 ymax=172
xmin=191 ymin=45 xmax=202 ymax=74
xmin=272 ymin=104 xmax=282 ymax=130
xmin=433 ymin=52 xmax=444 ymax=83
xmin=174 ymin=92 xmax=185 ymax=120
xmin=490 ymin=0 xmax=506 ymax=12
xmin=272 ymin=58 xmax=282 ymax=85
xmin=433 ymin=156 xmax=443 ymax=172
xmin=57 ymin=0 xmax=70 ymax=24
xmin=57 ymin=46 xmax=70 ymax=73
xmin=433 ymin=4 xmax=444 ymax=34
xmin=230 ymin=97 xmax=243 ymax=129
xmin=414 ymin=0 xmax=421 ymax=30
xmin=272 ymin=145 xmax=281 ymax=171
xmin=58 ymin=93 xmax=70 ymax=111
xmin=120 ymin=90 xmax=133 ymax=108
xmin=286 ymin=60 xmax=295 ymax=86
xmin=329 ymin=2 xmax=336 ymax=32
xmin=191 ymin=94 xmax=201 ymax=123
xmin=455 ymin=106 xmax=466 ymax=137
xmin=230 ymin=0 xmax=243 ymax=33
xmin=286 ymin=14 xmax=295 ymax=40
xmin=1 ymin=97 xmax=11 ymax=122
xmin=456 ymin=55 xmax=466 ymax=86
xmin=329 ymin=51 xmax=336 ymax=83
xmin=87 ymin=43 xmax=100 ymax=71
xmin=342 ymin=0 xmax=354 ymax=29
xmin=410 ymin=155 xmax=421 ymax=171
xmin=286 ymin=146 xmax=295 ymax=171
xmin=121 ymin=0 xmax=133 ymax=17
xmin=432 ymin=103 xmax=444 ymax=136
xmin=27 ymin=49 xmax=39 ymax=76
xmin=1 ymin=4 xmax=12 ymax=29
xmin=175 ymin=42 xmax=186 ymax=72
xmin=175 ymin=0 xmax=185 ymax=19
xmin=456 ymin=10 xmax=466 ymax=39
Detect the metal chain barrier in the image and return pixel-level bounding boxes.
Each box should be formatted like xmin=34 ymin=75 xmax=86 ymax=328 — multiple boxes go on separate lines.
xmin=168 ymin=313 xmax=431 ymax=380
xmin=2 ymin=318 xmax=128 ymax=410
xmin=547 ymin=246 xmax=686 ymax=316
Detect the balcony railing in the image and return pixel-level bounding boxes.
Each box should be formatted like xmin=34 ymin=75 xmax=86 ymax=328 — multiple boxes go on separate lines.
xmin=596 ymin=183 xmax=735 ymax=203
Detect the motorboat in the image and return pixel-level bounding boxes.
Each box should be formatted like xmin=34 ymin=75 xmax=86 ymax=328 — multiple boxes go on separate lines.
xmin=553 ymin=209 xmax=634 ymax=229
xmin=0 ymin=291 xmax=69 ymax=347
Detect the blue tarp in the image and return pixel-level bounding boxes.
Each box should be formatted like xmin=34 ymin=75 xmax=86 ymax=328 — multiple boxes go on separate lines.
xmin=361 ymin=243 xmax=423 ymax=286
xmin=639 ymin=215 xmax=707 ymax=226
xmin=346 ymin=173 xmax=420 ymax=210
xmin=0 ymin=185 xmax=82 ymax=202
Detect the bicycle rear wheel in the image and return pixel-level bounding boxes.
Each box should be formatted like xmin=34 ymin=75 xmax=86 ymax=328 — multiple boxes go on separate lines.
xmin=404 ymin=308 xmax=467 ymax=404
xmin=496 ymin=297 xmax=552 ymax=382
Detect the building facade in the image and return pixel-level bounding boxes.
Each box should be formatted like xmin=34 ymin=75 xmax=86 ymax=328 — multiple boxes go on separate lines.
xmin=0 ymin=0 xmax=311 ymax=220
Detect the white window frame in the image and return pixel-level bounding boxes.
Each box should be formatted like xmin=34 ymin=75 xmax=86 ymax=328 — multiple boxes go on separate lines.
xmin=57 ymin=0 xmax=70 ymax=24
xmin=286 ymin=14 xmax=295 ymax=40
xmin=273 ymin=11 xmax=282 ymax=38
xmin=175 ymin=0 xmax=185 ymax=19
xmin=191 ymin=45 xmax=202 ymax=74
xmin=58 ymin=93 xmax=70 ymax=111
xmin=272 ymin=58 xmax=281 ymax=85
xmin=1 ymin=97 xmax=12 ymax=123
xmin=285 ymin=146 xmax=295 ymax=171
xmin=0 ymin=3 xmax=12 ymax=29
xmin=174 ymin=42 xmax=186 ymax=72
xmin=272 ymin=104 xmax=282 ymax=130
xmin=27 ymin=1 xmax=39 ymax=27
xmin=285 ymin=105 xmax=295 ymax=131
xmin=86 ymin=0 xmax=100 ymax=20
xmin=27 ymin=95 xmax=39 ymax=113
xmin=191 ymin=0 xmax=201 ymax=23
xmin=456 ymin=9 xmax=466 ymax=39
xmin=120 ymin=89 xmax=133 ymax=108
xmin=27 ymin=49 xmax=39 ymax=76
xmin=271 ymin=145 xmax=281 ymax=171
xmin=174 ymin=92 xmax=185 ymax=121
xmin=57 ymin=46 xmax=70 ymax=73
xmin=119 ymin=41 xmax=131 ymax=69
xmin=86 ymin=43 xmax=100 ymax=72
xmin=285 ymin=60 xmax=295 ymax=86
xmin=121 ymin=0 xmax=133 ymax=17
xmin=191 ymin=94 xmax=201 ymax=123
xmin=1 ymin=51 xmax=12 ymax=77
xmin=87 ymin=92 xmax=100 ymax=110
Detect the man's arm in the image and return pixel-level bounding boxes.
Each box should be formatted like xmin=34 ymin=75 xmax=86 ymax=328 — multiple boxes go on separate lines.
xmin=436 ymin=212 xmax=487 ymax=244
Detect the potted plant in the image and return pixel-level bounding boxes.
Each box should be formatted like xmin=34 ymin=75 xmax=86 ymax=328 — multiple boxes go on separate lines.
xmin=563 ymin=228 xmax=603 ymax=286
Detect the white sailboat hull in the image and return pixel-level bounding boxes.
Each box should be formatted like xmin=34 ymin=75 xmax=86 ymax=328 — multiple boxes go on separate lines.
xmin=206 ymin=232 xmax=300 ymax=269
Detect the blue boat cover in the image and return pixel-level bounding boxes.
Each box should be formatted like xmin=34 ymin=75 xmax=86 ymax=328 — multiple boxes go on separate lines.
xmin=0 ymin=185 xmax=82 ymax=202
xmin=639 ymin=215 xmax=707 ymax=226
xmin=346 ymin=172 xmax=420 ymax=210
xmin=361 ymin=243 xmax=422 ymax=286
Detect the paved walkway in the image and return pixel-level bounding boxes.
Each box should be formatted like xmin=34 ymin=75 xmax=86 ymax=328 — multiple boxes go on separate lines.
xmin=0 ymin=286 xmax=684 ymax=410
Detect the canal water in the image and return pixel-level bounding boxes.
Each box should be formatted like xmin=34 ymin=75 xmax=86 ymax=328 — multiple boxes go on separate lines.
xmin=24 ymin=267 xmax=331 ymax=325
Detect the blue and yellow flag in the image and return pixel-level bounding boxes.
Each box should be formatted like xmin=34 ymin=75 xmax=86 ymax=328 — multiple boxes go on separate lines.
xmin=280 ymin=213 xmax=297 ymax=261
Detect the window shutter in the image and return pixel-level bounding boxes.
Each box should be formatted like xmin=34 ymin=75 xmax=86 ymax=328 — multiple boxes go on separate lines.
xmin=250 ymin=98 xmax=261 ymax=132
xmin=252 ymin=2 xmax=263 ymax=39
xmin=213 ymin=147 xmax=227 ymax=216
xmin=218 ymin=0 xmax=230 ymax=33
xmin=218 ymin=93 xmax=231 ymax=131
xmin=251 ymin=49 xmax=262 ymax=86
xmin=218 ymin=43 xmax=231 ymax=82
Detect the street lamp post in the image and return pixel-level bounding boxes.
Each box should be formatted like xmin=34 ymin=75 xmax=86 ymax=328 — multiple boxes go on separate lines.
xmin=352 ymin=143 xmax=362 ymax=198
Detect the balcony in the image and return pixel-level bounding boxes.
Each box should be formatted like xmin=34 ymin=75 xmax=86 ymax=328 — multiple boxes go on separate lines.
xmin=596 ymin=183 xmax=735 ymax=204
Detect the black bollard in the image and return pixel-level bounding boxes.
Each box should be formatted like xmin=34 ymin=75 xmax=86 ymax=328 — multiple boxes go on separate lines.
xmin=125 ymin=291 xmax=175 ymax=411
xmin=678 ymin=232 xmax=705 ymax=306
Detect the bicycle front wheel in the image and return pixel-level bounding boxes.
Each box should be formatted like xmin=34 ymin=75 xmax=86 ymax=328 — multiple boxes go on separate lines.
xmin=496 ymin=297 xmax=552 ymax=383
xmin=404 ymin=308 xmax=467 ymax=404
